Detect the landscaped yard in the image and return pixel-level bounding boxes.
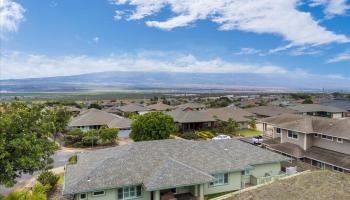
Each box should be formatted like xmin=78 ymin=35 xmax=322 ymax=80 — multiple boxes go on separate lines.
xmin=236 ymin=129 xmax=262 ymax=137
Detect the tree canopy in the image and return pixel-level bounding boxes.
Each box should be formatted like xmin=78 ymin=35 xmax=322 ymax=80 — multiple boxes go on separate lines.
xmin=0 ymin=102 xmax=59 ymax=187
xmin=216 ymin=118 xmax=239 ymax=135
xmin=130 ymin=112 xmax=176 ymax=141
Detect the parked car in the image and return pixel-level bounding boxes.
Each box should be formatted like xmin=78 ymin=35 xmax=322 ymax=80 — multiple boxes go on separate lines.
xmin=252 ymin=135 xmax=263 ymax=144
xmin=213 ymin=134 xmax=231 ymax=140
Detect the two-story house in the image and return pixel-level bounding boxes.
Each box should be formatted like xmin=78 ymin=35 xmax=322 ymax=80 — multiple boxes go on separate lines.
xmin=259 ymin=113 xmax=350 ymax=173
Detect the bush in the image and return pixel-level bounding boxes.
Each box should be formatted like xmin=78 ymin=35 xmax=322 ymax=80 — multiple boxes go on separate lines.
xmin=99 ymin=128 xmax=119 ymax=144
xmin=4 ymin=183 xmax=50 ymax=200
xmin=68 ymin=155 xmax=77 ymax=165
xmin=195 ymin=131 xmax=215 ymax=139
xmin=181 ymin=132 xmax=200 ymax=140
xmin=37 ymin=171 xmax=59 ymax=189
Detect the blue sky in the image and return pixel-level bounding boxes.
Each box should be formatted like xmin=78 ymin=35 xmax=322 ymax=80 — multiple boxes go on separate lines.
xmin=1 ymin=0 xmax=350 ymax=88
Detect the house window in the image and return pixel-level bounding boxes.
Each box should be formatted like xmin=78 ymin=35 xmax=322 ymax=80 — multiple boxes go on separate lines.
xmin=287 ymin=130 xmax=298 ymax=139
xmin=80 ymin=193 xmax=87 ymax=200
xmin=321 ymin=135 xmax=333 ymax=141
xmin=314 ymin=133 xmax=318 ymax=138
xmin=210 ymin=173 xmax=229 ymax=187
xmin=118 ymin=186 xmax=142 ymax=200
xmin=92 ymin=191 xmax=105 ymax=197
xmin=276 ymin=128 xmax=281 ymax=134
xmin=333 ymin=166 xmax=344 ymax=172
xmin=241 ymin=169 xmax=251 ymax=176
xmin=337 ymin=138 xmax=343 ymax=143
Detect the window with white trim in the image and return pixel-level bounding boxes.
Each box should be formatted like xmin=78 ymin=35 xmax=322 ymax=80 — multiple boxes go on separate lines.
xmin=287 ymin=130 xmax=298 ymax=139
xmin=209 ymin=173 xmax=228 ymax=186
xmin=337 ymin=138 xmax=343 ymax=143
xmin=276 ymin=128 xmax=281 ymax=134
xmin=321 ymin=135 xmax=333 ymax=141
xmin=92 ymin=191 xmax=105 ymax=197
xmin=118 ymin=186 xmax=142 ymax=200
xmin=80 ymin=193 xmax=87 ymax=200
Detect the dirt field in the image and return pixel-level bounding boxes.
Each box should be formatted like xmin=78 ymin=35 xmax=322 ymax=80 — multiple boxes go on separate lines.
xmin=229 ymin=170 xmax=350 ymax=200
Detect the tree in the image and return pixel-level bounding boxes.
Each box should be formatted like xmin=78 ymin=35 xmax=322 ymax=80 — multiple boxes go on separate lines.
xmin=130 ymin=112 xmax=176 ymax=141
xmin=249 ymin=118 xmax=257 ymax=130
xmin=0 ymin=102 xmax=58 ymax=187
xmin=216 ymin=118 xmax=239 ymax=135
xmin=99 ymin=128 xmax=119 ymax=144
xmin=88 ymin=103 xmax=102 ymax=110
xmin=302 ymin=98 xmax=313 ymax=104
xmin=48 ymin=106 xmax=72 ymax=141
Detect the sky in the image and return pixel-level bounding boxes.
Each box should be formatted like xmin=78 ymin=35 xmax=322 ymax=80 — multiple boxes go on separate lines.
xmin=0 ymin=0 xmax=350 ymax=88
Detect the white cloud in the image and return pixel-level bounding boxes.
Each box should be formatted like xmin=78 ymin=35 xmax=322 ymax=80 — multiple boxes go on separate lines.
xmin=113 ymin=0 xmax=349 ymax=46
xmin=234 ymin=48 xmax=261 ymax=55
xmin=327 ymin=51 xmax=350 ymax=63
xmin=0 ymin=0 xmax=25 ymax=36
xmin=0 ymin=51 xmax=290 ymax=79
xmin=310 ymin=0 xmax=349 ymax=17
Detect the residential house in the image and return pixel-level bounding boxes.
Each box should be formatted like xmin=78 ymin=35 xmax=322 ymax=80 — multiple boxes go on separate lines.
xmin=244 ymin=106 xmax=296 ymax=132
xmin=116 ymin=103 xmax=151 ymax=115
xmin=289 ymin=104 xmax=347 ymax=118
xmin=68 ymin=108 xmax=132 ymax=131
xmin=320 ymin=98 xmax=350 ymax=117
xmin=147 ymin=102 xmax=174 ymax=111
xmin=63 ymin=139 xmax=289 ymax=200
xmin=175 ymin=103 xmax=206 ymax=111
xmin=260 ymin=113 xmax=350 ymax=173
xmin=167 ymin=107 xmax=254 ymax=132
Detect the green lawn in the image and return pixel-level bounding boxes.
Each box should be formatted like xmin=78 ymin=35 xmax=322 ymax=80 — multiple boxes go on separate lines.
xmin=237 ymin=129 xmax=262 ymax=137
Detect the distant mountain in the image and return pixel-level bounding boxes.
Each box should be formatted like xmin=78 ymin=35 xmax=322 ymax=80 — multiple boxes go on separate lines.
xmin=0 ymin=71 xmax=349 ymax=92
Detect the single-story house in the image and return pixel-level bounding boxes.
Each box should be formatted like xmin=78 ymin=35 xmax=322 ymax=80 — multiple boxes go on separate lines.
xmin=175 ymin=103 xmax=206 ymax=111
xmin=288 ymin=104 xmax=347 ymax=118
xmin=116 ymin=103 xmax=151 ymax=115
xmin=147 ymin=102 xmax=174 ymax=111
xmin=63 ymin=139 xmax=290 ymax=200
xmin=167 ymin=107 xmax=254 ymax=132
xmin=68 ymin=108 xmax=132 ymax=131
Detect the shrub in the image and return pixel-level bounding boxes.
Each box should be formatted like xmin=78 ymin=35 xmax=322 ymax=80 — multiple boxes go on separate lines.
xmin=181 ymin=132 xmax=200 ymax=140
xmin=37 ymin=171 xmax=59 ymax=189
xmin=99 ymin=128 xmax=119 ymax=144
xmin=195 ymin=131 xmax=215 ymax=139
xmin=68 ymin=155 xmax=77 ymax=165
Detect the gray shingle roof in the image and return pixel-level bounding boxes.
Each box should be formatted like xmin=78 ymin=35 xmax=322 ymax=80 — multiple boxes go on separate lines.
xmin=68 ymin=108 xmax=131 ymax=129
xmin=117 ymin=103 xmax=151 ymax=113
xmin=260 ymin=113 xmax=350 ymax=139
xmin=147 ymin=103 xmax=174 ymax=111
xmin=63 ymin=139 xmax=289 ymax=195
xmin=289 ymin=104 xmax=347 ymax=113
xmin=176 ymin=103 xmax=206 ymax=110
xmin=167 ymin=107 xmax=254 ymax=123
xmin=245 ymin=106 xmax=295 ymax=117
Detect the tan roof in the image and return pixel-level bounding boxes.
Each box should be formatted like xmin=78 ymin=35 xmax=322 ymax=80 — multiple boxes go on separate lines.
xmin=289 ymin=104 xmax=347 ymax=113
xmin=176 ymin=102 xmax=205 ymax=110
xmin=229 ymin=170 xmax=350 ymax=200
xmin=260 ymin=113 xmax=350 ymax=139
xmin=167 ymin=107 xmax=254 ymax=123
xmin=117 ymin=103 xmax=150 ymax=113
xmin=107 ymin=118 xmax=132 ymax=129
xmin=269 ymin=142 xmax=305 ymax=158
xmin=147 ymin=102 xmax=174 ymax=111
xmin=245 ymin=106 xmax=295 ymax=117
xmin=69 ymin=108 xmax=130 ymax=128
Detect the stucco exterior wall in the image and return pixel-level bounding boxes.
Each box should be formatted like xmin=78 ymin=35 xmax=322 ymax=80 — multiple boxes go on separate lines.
xmin=203 ymin=172 xmax=241 ymax=195
xmin=312 ymin=137 xmax=350 ymax=155
xmin=281 ymin=129 xmax=305 ymax=149
xmin=251 ymin=162 xmax=281 ymax=177
xmin=75 ymin=188 xmax=152 ymax=200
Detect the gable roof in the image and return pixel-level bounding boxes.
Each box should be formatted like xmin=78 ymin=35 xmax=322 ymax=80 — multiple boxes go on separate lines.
xmin=289 ymin=104 xmax=347 ymax=113
xmin=68 ymin=108 xmax=131 ymax=129
xmin=260 ymin=113 xmax=350 ymax=139
xmin=147 ymin=102 xmax=174 ymax=111
xmin=167 ymin=107 xmax=254 ymax=123
xmin=176 ymin=103 xmax=206 ymax=110
xmin=245 ymin=106 xmax=295 ymax=117
xmin=64 ymin=139 xmax=289 ymax=195
xmin=117 ymin=103 xmax=151 ymax=113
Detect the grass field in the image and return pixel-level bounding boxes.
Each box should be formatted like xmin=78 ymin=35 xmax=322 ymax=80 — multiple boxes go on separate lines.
xmin=237 ymin=129 xmax=262 ymax=137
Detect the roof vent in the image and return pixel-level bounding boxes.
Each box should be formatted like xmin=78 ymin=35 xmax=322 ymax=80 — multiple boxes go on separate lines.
xmin=224 ymin=148 xmax=228 ymax=151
